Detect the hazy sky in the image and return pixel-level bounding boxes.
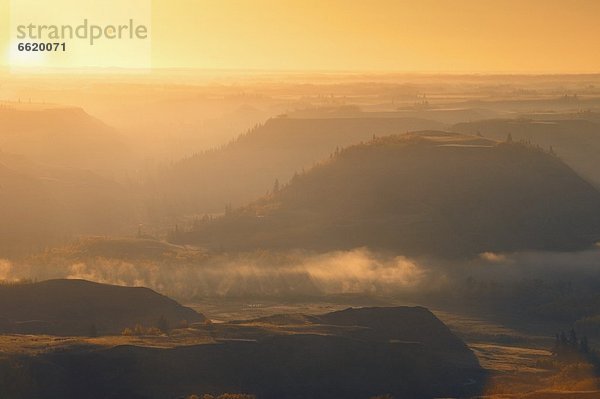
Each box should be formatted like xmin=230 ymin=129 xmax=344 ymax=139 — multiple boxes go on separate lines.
xmin=2 ymin=0 xmax=600 ymax=73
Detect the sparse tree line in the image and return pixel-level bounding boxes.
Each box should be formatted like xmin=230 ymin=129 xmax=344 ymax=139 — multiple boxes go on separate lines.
xmin=503 ymin=132 xmax=557 ymax=156
xmin=0 ymin=278 xmax=37 ymax=287
xmin=121 ymin=315 xmax=172 ymax=336
xmin=553 ymin=328 xmax=590 ymax=356
xmin=178 ymin=122 xmax=267 ymax=163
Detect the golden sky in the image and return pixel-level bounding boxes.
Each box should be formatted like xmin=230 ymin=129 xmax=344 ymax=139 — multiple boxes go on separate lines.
xmin=2 ymin=0 xmax=600 ymax=73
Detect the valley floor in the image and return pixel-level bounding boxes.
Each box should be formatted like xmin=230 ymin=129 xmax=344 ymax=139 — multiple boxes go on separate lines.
xmin=192 ymin=298 xmax=600 ymax=399
xmin=0 ymin=297 xmax=599 ymax=398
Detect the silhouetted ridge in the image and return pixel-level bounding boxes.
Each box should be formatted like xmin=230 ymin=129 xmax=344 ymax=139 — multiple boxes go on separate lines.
xmin=175 ymin=131 xmax=600 ymax=257
xmin=149 ymin=116 xmax=443 ymax=215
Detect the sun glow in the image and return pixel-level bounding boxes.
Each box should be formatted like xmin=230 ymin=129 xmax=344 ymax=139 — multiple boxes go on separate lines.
xmin=8 ymin=39 xmax=46 ymax=67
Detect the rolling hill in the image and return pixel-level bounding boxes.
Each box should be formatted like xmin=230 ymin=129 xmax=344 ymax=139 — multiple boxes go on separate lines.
xmin=0 ymin=160 xmax=63 ymax=252
xmin=0 ymin=106 xmax=131 ymax=175
xmin=0 ymin=279 xmax=205 ymax=335
xmin=147 ymin=116 xmax=444 ymax=216
xmin=0 ymin=152 xmax=136 ymax=255
xmin=174 ymin=131 xmax=600 ymax=257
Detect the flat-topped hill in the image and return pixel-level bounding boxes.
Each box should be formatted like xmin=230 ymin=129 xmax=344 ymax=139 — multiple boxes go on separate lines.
xmin=0 ymin=306 xmax=482 ymax=399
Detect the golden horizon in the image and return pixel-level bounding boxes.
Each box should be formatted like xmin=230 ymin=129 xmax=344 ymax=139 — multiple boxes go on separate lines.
xmin=1 ymin=0 xmax=600 ymax=74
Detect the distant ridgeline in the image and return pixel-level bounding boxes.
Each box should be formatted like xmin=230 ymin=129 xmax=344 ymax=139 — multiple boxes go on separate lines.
xmin=0 ymin=107 xmax=135 ymax=255
xmin=172 ymin=131 xmax=600 ymax=258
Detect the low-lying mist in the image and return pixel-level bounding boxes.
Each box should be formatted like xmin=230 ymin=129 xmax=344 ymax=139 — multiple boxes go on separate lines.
xmin=0 ymin=248 xmax=425 ymax=300
xmin=2 ymin=244 xmax=600 ymax=304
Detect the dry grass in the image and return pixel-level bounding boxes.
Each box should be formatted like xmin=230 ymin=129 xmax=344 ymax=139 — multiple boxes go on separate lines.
xmin=471 ymin=343 xmax=552 ymax=373
xmin=0 ymin=329 xmax=215 ymax=356
xmin=2 ymin=301 xmax=600 ymax=399
xmin=473 ymin=344 xmax=600 ymax=398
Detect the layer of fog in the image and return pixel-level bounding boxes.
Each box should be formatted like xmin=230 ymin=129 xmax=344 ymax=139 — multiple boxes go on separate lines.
xmin=0 ymin=249 xmax=423 ymax=299
xmin=2 ymin=246 xmax=600 ymax=302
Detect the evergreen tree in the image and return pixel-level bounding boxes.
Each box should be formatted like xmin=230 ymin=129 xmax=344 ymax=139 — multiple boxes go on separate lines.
xmin=560 ymin=331 xmax=568 ymax=348
xmin=569 ymin=328 xmax=578 ymax=349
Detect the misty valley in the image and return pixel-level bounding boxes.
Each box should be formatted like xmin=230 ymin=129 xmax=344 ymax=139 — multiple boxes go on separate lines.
xmin=2 ymin=72 xmax=600 ymax=398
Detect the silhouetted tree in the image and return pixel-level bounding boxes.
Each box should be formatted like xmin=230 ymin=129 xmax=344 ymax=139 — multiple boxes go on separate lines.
xmin=569 ymin=328 xmax=578 ymax=349
xmin=291 ymin=171 xmax=299 ymax=183
xmin=506 ymin=133 xmax=513 ymax=143
xmin=560 ymin=331 xmax=568 ymax=348
xmin=553 ymin=333 xmax=561 ymax=354
xmin=272 ymin=179 xmax=280 ymax=193
xmin=554 ymin=329 xmax=592 ymax=356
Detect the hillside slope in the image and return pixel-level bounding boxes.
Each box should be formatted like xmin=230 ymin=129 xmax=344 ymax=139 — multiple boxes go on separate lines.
xmin=148 ymin=116 xmax=443 ymax=215
xmin=0 ymin=161 xmax=63 ymax=252
xmin=0 ymin=106 xmax=130 ymax=175
xmin=175 ymin=131 xmax=600 ymax=257
xmin=0 ymin=153 xmax=135 ymax=255
xmin=0 ymin=279 xmax=205 ymax=335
